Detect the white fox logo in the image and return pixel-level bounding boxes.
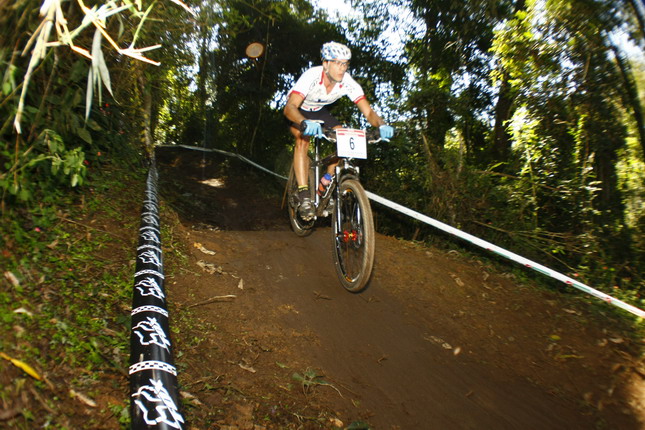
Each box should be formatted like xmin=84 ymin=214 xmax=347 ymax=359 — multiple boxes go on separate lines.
xmin=133 ymin=379 xmax=184 ymax=429
xmin=133 ymin=317 xmax=171 ymax=351
xmin=135 ymin=277 xmax=165 ymax=300
xmin=139 ymin=250 xmax=161 ymax=267
xmin=141 ymin=231 xmax=160 ymax=244
xmin=142 ymin=215 xmax=158 ymax=226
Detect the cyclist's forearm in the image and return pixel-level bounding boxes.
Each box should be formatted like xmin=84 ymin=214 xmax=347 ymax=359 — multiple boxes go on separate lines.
xmin=366 ymin=110 xmax=385 ymax=128
xmin=284 ymin=94 xmax=306 ymax=126
xmin=357 ymin=99 xmax=385 ymax=127
xmin=284 ymin=104 xmax=304 ymax=124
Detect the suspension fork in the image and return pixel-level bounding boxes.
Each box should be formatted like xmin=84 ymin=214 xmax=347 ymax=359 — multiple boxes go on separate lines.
xmin=334 ymin=157 xmax=364 ymax=238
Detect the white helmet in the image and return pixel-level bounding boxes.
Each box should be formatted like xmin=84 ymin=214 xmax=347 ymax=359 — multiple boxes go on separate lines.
xmin=321 ymin=42 xmax=351 ymax=61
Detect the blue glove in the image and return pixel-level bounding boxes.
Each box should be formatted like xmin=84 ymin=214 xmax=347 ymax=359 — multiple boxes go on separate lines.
xmin=301 ymin=120 xmax=323 ymax=137
xmin=379 ymin=125 xmax=394 ymax=140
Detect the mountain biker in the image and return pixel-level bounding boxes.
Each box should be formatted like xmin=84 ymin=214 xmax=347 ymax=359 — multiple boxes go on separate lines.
xmin=283 ymin=41 xmax=394 ymax=221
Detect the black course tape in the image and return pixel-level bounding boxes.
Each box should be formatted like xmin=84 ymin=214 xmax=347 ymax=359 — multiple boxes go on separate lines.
xmin=129 ymin=161 xmax=185 ymax=429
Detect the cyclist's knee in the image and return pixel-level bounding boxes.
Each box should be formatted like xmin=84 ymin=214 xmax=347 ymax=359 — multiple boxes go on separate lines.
xmin=294 ymin=137 xmax=309 ymax=151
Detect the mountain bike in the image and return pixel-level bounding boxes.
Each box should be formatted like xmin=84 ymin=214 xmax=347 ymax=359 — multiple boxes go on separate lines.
xmin=283 ymin=125 xmax=381 ymax=292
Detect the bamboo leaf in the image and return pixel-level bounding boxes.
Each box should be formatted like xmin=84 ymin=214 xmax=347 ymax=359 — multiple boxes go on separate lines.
xmin=96 ymin=50 xmax=113 ymax=97
xmin=86 ymin=68 xmax=94 ymax=120
xmin=90 ymin=27 xmax=112 ymax=101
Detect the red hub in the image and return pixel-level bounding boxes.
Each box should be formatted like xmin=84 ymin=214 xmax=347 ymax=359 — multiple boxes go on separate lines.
xmin=342 ymin=230 xmax=359 ymax=243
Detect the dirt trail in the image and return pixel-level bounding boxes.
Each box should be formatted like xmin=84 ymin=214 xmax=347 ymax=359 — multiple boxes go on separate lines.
xmin=157 ymin=147 xmax=644 ymax=429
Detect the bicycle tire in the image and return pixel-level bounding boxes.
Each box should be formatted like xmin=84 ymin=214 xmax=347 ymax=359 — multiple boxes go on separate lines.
xmin=286 ymin=163 xmax=314 ymax=236
xmin=331 ymin=179 xmax=375 ymax=292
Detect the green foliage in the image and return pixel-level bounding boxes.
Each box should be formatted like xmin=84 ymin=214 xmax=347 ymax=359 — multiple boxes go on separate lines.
xmin=0 ymin=129 xmax=87 ymax=203
xmin=207 ymin=0 xmax=347 ymax=158
xmin=0 ymin=162 xmax=143 ymax=427
xmin=3 ymin=0 xmax=642 ymax=319
xmin=0 ymin=0 xmax=191 ymax=210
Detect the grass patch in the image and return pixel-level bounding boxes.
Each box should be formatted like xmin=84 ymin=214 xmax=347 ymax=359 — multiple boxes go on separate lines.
xmin=0 ymin=162 xmax=146 ymax=429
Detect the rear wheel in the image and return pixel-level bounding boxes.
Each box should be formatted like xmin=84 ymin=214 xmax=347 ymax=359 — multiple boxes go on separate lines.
xmin=286 ymin=163 xmax=314 ymax=236
xmin=331 ymin=179 xmax=375 ymax=292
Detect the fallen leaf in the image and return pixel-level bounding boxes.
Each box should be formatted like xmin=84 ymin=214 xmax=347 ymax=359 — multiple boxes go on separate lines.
xmin=424 ymin=335 xmax=453 ymax=350
xmin=13 ymin=308 xmax=33 ymax=317
xmin=4 ymin=271 xmax=19 ymax=287
xmin=0 ymin=352 xmax=41 ymax=380
xmin=70 ymin=389 xmax=97 ymax=407
xmin=181 ymin=391 xmax=203 ymax=406
xmin=194 ymin=242 xmax=216 ymax=255
xmin=237 ymin=279 xmax=244 ymax=290
xmin=238 ymin=363 xmax=256 ymax=373
xmin=450 ymin=273 xmax=465 ymax=287
xmin=196 ymin=260 xmax=222 ymax=275
xmin=329 ymin=418 xmax=344 ymax=427
xmin=314 ymin=291 xmax=332 ymax=300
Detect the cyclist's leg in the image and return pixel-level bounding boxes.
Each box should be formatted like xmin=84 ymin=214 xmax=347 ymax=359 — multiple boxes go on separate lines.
xmin=289 ymin=125 xmax=310 ymax=188
xmin=300 ymin=108 xmax=341 ymax=175
xmin=292 ymin=108 xmax=341 ymax=199
xmin=289 ymin=124 xmax=315 ymax=220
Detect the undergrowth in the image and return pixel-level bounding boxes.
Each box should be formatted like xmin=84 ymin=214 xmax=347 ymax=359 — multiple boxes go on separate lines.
xmin=0 ymin=161 xmax=146 ymax=428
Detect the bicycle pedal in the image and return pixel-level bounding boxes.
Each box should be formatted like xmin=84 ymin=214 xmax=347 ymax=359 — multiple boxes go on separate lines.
xmin=321 ymin=199 xmax=334 ymax=217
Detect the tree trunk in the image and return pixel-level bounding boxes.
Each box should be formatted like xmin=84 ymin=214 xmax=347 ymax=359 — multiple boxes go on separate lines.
xmin=491 ymin=0 xmax=526 ymax=162
xmin=491 ymin=72 xmax=514 ymax=160
xmin=139 ymin=74 xmax=153 ymax=158
xmin=612 ymin=45 xmax=645 ymax=158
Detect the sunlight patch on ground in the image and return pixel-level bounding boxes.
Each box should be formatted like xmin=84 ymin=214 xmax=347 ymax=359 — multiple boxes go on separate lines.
xmin=200 ymin=178 xmax=226 ymax=188
xmin=627 ymin=374 xmax=645 ymax=425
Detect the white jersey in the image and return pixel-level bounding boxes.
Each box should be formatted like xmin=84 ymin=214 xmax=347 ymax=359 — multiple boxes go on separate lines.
xmin=288 ymin=66 xmax=366 ymax=112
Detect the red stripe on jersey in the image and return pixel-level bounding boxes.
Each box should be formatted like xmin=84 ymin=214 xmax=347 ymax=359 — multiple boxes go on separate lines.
xmin=353 ymin=95 xmax=366 ymax=104
xmin=289 ymin=90 xmax=306 ymax=99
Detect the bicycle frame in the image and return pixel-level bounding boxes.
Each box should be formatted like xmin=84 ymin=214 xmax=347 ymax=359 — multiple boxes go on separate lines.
xmin=309 ymin=133 xmax=361 ymax=219
xmin=286 ymin=126 xmax=378 ymax=292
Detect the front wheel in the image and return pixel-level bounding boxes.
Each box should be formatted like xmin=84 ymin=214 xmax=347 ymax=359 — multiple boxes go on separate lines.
xmin=331 ymin=179 xmax=375 ymax=292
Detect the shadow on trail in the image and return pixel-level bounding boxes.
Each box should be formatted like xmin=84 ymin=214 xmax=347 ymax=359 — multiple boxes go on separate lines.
xmin=156 ymin=146 xmax=288 ymax=232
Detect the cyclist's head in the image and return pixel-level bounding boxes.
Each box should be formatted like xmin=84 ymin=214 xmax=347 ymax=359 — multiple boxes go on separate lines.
xmin=321 ymin=42 xmax=351 ymax=62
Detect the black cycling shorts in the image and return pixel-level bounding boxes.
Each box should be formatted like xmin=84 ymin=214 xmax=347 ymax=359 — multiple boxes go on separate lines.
xmin=291 ymin=107 xmax=341 ymax=130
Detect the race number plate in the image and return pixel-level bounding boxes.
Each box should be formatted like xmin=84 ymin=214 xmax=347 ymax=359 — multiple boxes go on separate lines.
xmin=336 ymin=128 xmax=367 ymax=159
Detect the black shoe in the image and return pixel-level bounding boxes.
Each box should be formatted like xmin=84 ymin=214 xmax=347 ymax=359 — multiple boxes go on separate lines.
xmin=298 ymin=197 xmax=314 ymax=221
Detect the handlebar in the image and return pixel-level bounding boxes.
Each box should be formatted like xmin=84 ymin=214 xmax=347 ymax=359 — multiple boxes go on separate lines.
xmin=299 ymin=120 xmax=385 ymax=143
xmin=319 ymin=127 xmax=383 ymax=144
